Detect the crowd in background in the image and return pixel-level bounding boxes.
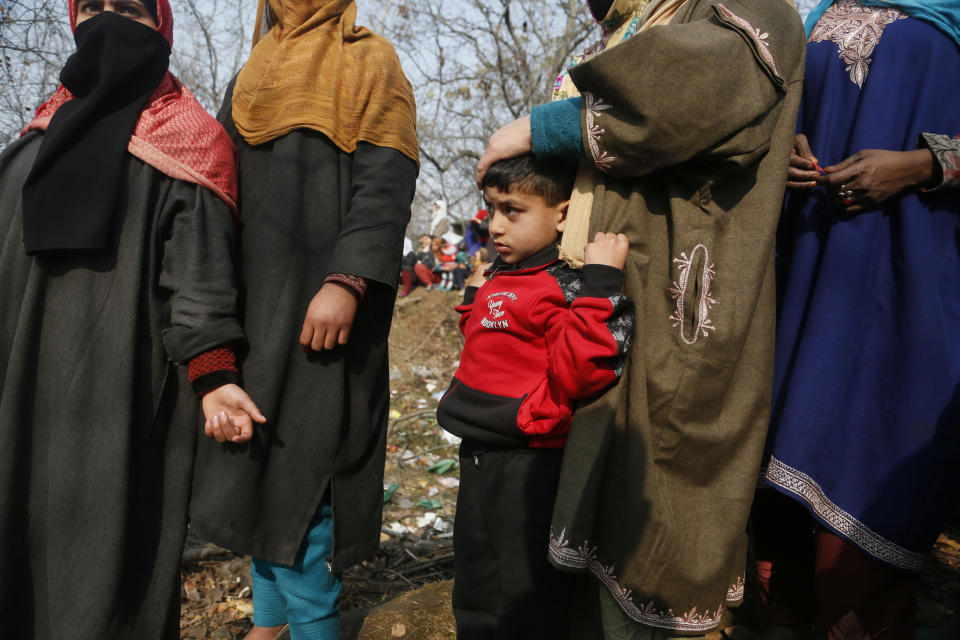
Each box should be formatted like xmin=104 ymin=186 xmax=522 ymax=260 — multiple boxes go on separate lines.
xmin=399 ymin=211 xmax=491 ymax=296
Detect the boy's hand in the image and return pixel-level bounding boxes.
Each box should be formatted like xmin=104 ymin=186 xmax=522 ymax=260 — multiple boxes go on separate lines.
xmin=300 ymin=282 xmax=358 ymax=352
xmin=202 ymin=383 xmax=267 ymax=443
xmin=583 ymin=232 xmax=629 ymax=270
xmin=466 ymin=263 xmax=491 ymax=288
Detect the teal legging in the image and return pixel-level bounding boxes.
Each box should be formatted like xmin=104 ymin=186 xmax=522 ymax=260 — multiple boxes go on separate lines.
xmin=251 ymin=503 xmax=341 ymax=639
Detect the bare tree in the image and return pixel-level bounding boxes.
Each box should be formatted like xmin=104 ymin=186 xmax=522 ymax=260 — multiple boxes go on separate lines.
xmin=0 ymin=0 xmax=255 ymax=146
xmin=1 ymin=0 xmax=815 ymax=228
xmin=369 ymin=0 xmax=595 ymax=235
xmin=170 ymin=0 xmax=256 ymax=112
xmin=0 ymin=0 xmax=72 ymax=145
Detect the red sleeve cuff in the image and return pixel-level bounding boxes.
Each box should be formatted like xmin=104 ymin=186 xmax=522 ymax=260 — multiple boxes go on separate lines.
xmin=188 ymin=346 xmax=241 ymax=396
xmin=325 ymin=273 xmax=369 ymax=300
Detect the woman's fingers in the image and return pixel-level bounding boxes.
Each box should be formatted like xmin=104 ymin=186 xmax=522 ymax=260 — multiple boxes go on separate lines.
xmin=817 ymin=164 xmax=860 ymax=191
xmin=240 ymin=398 xmax=267 ymax=424
xmin=210 ymin=412 xmax=227 ymax=443
xmin=793 ymin=133 xmax=815 ymax=161
xmin=299 ymin=323 xmax=313 ymax=352
xmin=311 ymin=327 xmax=328 ymax=352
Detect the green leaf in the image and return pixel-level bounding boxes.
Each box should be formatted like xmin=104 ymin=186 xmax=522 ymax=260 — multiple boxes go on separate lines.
xmin=383 ymin=481 xmax=399 ymax=504
xmin=426 ymin=458 xmax=457 ymax=474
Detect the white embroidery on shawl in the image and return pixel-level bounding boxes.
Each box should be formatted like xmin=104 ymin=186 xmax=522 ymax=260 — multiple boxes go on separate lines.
xmin=583 ymin=91 xmax=615 ymax=171
xmin=808 ymin=0 xmax=906 ymax=88
xmin=726 ymin=576 xmax=745 ymax=602
xmin=765 ymin=457 xmax=927 ymax=571
xmin=668 ymin=244 xmax=717 ymax=345
xmin=716 ymin=4 xmax=780 ymax=80
xmin=549 ymin=529 xmax=726 ymax=632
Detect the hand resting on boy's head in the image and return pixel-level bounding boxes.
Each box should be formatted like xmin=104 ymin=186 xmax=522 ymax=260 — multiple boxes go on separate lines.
xmin=583 ymin=232 xmax=629 ymax=270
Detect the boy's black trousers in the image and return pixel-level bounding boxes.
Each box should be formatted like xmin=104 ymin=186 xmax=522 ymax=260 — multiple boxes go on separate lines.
xmin=452 ymin=442 xmax=574 ymax=639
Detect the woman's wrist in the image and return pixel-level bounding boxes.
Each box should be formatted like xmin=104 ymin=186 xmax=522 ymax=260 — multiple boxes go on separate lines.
xmin=904 ymin=148 xmax=937 ymax=189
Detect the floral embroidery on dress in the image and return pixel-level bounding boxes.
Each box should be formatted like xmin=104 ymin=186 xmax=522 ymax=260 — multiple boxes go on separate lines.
xmin=808 ymin=0 xmax=906 ymax=88
xmin=765 ymin=457 xmax=928 ymax=571
xmin=553 ymin=5 xmax=645 ymax=102
xmin=549 ymin=529 xmax=726 ymax=632
xmin=668 ymin=244 xmax=718 ymax=345
xmin=553 ymin=40 xmax=602 ymax=101
xmin=583 ymin=92 xmax=615 ymax=171
xmin=919 ymin=132 xmax=960 ymax=190
xmin=726 ymin=576 xmax=745 ymax=602
xmin=716 ymin=4 xmax=780 ymax=81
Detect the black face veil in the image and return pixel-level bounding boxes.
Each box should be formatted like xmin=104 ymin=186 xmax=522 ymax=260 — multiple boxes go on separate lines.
xmin=21 ymin=10 xmax=170 ymax=255
xmin=588 ymin=0 xmax=615 ymax=20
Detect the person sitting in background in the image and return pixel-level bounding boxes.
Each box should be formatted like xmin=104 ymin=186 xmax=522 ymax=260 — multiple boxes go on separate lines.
xmin=399 ymin=237 xmax=436 ymax=296
xmin=464 ymin=209 xmax=489 ymax=255
xmin=451 ymin=242 xmax=473 ymax=290
xmin=438 ymin=241 xmax=459 ymax=291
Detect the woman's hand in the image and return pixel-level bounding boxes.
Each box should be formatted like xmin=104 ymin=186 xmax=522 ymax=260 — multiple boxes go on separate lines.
xmin=817 ymin=148 xmax=935 ymax=214
xmin=299 ymin=282 xmax=358 ymax=352
xmin=787 ymin=133 xmax=821 ymax=189
xmin=476 ymin=116 xmax=532 ymax=188
xmin=202 ymin=384 xmax=267 ymax=443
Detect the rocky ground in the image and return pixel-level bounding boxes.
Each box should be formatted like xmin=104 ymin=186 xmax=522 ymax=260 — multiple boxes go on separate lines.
xmin=179 ymin=286 xmax=960 ymax=639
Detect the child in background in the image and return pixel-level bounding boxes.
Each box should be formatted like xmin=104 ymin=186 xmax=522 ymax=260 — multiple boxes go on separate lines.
xmin=436 ymin=154 xmax=634 ymax=639
xmin=439 ymin=242 xmax=458 ymax=291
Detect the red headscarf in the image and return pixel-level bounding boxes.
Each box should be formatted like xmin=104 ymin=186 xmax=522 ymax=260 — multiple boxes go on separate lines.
xmin=21 ymin=0 xmax=238 ymax=213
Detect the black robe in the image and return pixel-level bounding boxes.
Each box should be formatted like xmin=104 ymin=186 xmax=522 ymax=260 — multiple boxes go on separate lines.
xmin=189 ymin=85 xmax=418 ymax=570
xmin=0 ymin=132 xmax=244 ymax=638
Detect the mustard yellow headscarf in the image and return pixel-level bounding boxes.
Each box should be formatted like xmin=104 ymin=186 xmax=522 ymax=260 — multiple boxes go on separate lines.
xmin=232 ymin=0 xmax=418 ymax=163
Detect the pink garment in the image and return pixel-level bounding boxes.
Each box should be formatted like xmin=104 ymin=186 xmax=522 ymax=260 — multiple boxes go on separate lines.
xmin=21 ymin=0 xmax=238 ymax=213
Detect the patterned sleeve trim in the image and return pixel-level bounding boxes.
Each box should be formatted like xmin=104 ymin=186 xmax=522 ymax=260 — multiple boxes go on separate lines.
xmin=189 ymin=345 xmax=242 ymax=396
xmin=325 ymin=273 xmax=369 ymax=300
xmin=918 ymin=132 xmax=960 ymax=191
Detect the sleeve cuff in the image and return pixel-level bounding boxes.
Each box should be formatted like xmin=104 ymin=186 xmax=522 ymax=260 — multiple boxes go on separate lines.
xmin=579 ymin=264 xmax=625 ymax=298
xmin=189 ymin=345 xmax=241 ymax=396
xmin=917 ymin=132 xmax=960 ymax=191
xmin=325 ymin=273 xmax=369 ymax=300
xmin=191 ymin=370 xmax=243 ymax=397
xmin=531 ymin=98 xmax=585 ymax=159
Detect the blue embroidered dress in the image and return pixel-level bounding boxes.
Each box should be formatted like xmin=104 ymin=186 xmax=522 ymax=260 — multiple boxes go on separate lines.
xmin=765 ymin=0 xmax=960 ymax=570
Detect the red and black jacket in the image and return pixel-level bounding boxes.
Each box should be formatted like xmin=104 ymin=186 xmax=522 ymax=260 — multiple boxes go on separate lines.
xmin=437 ymin=245 xmax=633 ymax=449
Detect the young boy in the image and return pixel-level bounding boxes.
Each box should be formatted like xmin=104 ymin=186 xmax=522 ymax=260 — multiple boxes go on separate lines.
xmin=437 ymin=154 xmax=633 ymax=639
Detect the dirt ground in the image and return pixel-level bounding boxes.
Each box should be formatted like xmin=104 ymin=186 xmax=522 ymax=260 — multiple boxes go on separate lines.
xmin=180 ymin=285 xmax=960 ymax=639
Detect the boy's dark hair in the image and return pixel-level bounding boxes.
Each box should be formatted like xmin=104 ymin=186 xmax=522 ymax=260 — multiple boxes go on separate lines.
xmin=481 ymin=155 xmax=576 ymax=207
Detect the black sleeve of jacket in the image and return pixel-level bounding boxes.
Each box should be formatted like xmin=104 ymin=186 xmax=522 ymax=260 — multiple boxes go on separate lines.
xmin=325 ymin=142 xmax=419 ymax=289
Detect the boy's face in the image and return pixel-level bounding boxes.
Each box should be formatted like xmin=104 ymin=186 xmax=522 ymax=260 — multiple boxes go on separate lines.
xmin=483 ymin=185 xmax=567 ymax=265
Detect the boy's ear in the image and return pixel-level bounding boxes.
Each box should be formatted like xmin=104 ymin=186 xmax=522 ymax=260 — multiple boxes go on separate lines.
xmin=555 ymin=200 xmax=570 ymax=233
